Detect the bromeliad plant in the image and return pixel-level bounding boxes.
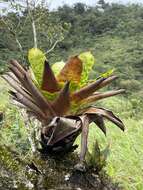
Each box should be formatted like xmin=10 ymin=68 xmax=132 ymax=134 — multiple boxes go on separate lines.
xmin=3 ymin=49 xmax=125 ymax=170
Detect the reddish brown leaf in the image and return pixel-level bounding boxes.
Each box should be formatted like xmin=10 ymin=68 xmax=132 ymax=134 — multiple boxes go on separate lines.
xmin=71 ymin=76 xmax=118 ymax=102
xmin=9 ymin=90 xmax=47 ymax=120
xmin=2 ymin=74 xmax=35 ymax=104
xmin=24 ymin=73 xmax=55 ymax=116
xmin=95 ymin=75 xmax=118 ymax=90
xmin=80 ymin=106 xmax=125 ymax=131
xmin=9 ymin=64 xmax=26 ymax=86
xmin=41 ymin=60 xmax=60 ymax=93
xmin=52 ymin=81 xmax=70 ymax=116
xmin=7 ymin=60 xmax=56 ymax=118
xmin=57 ymin=56 xmax=83 ymax=83
xmin=88 ymin=114 xmax=106 ymax=135
xmin=45 ymin=116 xmax=81 ymax=145
xmin=7 ymin=71 xmax=21 ymax=83
xmin=9 ymin=59 xmax=27 ymax=75
xmin=82 ymin=89 xmax=125 ymax=104
xmin=71 ymin=78 xmax=105 ymax=102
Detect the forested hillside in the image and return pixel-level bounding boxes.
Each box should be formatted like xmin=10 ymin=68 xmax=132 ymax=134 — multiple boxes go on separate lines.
xmin=1 ymin=3 xmax=143 ymax=95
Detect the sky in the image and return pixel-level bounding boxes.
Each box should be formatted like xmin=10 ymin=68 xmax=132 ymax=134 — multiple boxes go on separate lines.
xmin=0 ymin=0 xmax=143 ymax=12
xmin=49 ymin=0 xmax=143 ymax=9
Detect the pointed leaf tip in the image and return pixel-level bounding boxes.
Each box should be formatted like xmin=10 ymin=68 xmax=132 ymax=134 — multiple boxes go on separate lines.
xmin=86 ymin=114 xmax=106 ymax=136
xmin=52 ymin=81 xmax=71 ymax=116
xmin=41 ymin=60 xmax=59 ymax=93
xmin=81 ymin=106 xmax=125 ymax=132
xmin=63 ymin=81 xmax=70 ymax=92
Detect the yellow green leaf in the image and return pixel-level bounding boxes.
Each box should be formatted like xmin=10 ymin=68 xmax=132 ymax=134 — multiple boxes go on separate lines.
xmin=100 ymin=69 xmax=115 ymax=78
xmin=78 ymin=51 xmax=95 ymax=86
xmin=28 ymin=48 xmax=46 ymax=85
xmin=52 ymin=60 xmax=65 ymax=76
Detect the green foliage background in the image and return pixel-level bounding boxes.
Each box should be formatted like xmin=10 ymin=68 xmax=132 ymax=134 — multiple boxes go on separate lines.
xmin=1 ymin=3 xmax=143 ymax=98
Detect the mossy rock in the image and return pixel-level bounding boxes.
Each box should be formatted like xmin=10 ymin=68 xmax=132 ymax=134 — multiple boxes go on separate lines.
xmin=0 ymin=147 xmax=122 ymax=190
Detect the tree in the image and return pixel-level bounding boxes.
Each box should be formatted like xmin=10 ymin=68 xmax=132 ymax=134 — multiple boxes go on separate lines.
xmin=97 ymin=0 xmax=109 ymax=9
xmin=0 ymin=0 xmax=69 ymax=62
xmin=73 ymin=3 xmax=86 ymax=14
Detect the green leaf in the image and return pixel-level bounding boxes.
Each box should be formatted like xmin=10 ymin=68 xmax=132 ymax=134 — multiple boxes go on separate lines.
xmin=85 ymin=141 xmax=110 ymax=171
xmin=41 ymin=90 xmax=58 ymax=101
xmin=100 ymin=69 xmax=115 ymax=78
xmin=100 ymin=143 xmax=111 ymax=163
xmin=85 ymin=149 xmax=92 ymax=166
xmin=78 ymin=51 xmax=95 ymax=86
xmin=91 ymin=140 xmax=101 ymax=166
xmin=28 ymin=48 xmax=46 ymax=85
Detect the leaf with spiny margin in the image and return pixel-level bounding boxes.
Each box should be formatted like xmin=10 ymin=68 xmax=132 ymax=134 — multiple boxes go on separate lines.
xmin=28 ymin=48 xmax=46 ymax=86
xmin=78 ymin=51 xmax=95 ymax=86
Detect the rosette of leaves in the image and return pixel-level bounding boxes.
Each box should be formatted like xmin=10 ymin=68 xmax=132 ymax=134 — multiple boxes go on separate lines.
xmin=3 ymin=48 xmax=125 ymax=170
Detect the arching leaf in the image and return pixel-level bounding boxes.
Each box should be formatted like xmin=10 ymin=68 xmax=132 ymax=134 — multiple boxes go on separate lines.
xmin=78 ymin=51 xmax=95 ymax=86
xmin=100 ymin=68 xmax=115 ymax=78
xmin=28 ymin=48 xmax=46 ymax=85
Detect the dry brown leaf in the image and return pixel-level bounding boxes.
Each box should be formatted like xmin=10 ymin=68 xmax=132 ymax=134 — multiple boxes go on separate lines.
xmin=7 ymin=60 xmax=56 ymax=118
xmin=80 ymin=106 xmax=125 ymax=131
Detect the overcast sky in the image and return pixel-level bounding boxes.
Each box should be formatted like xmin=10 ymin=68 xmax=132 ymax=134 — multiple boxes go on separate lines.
xmin=0 ymin=0 xmax=143 ymax=11
xmin=49 ymin=0 xmax=143 ymax=9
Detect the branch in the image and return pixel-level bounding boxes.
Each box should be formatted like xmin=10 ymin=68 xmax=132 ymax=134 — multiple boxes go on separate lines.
xmin=26 ymin=0 xmax=37 ymax=48
xmin=1 ymin=18 xmax=24 ymax=57
xmin=45 ymin=39 xmax=61 ymax=55
xmin=32 ymin=20 xmax=37 ymax=48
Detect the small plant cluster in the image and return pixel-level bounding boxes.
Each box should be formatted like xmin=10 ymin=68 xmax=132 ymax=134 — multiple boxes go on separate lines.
xmin=3 ymin=49 xmax=125 ymax=170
